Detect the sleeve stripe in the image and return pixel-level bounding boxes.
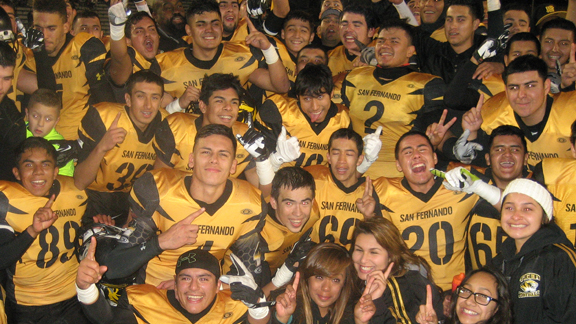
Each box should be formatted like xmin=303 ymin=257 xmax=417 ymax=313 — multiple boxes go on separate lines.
xmin=555 ymin=243 xmax=576 ymax=268
xmin=0 ymin=224 xmax=14 ymax=233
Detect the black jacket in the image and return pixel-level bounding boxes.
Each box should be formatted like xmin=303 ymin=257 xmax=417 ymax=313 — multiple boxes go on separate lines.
xmin=492 ymin=223 xmax=576 ymax=323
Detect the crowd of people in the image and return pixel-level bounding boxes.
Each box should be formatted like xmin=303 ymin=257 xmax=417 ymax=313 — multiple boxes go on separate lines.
xmin=0 ymin=0 xmax=575 ymax=322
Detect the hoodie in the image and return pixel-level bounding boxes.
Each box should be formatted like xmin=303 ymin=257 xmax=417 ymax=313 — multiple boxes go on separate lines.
xmin=492 ymin=223 xmax=576 ymax=323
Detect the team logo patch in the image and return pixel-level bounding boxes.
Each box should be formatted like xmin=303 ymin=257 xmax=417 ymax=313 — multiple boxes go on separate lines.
xmin=235 ymin=57 xmax=245 ymax=62
xmin=558 ymin=138 xmax=567 ymax=143
xmin=407 ymin=84 xmax=415 ymax=88
xmin=241 ymin=209 xmax=253 ymax=215
xmin=518 ymin=273 xmax=540 ymax=298
xmin=223 ymin=312 xmax=232 ymax=318
xmin=77 ymin=195 xmax=84 ymax=199
xmin=237 ymin=154 xmax=245 ymax=159
xmin=72 ymin=55 xmax=79 ymax=60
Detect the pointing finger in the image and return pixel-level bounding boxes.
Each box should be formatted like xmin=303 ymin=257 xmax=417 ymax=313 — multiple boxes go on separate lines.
xmin=374 ymin=126 xmax=382 ymax=136
xmin=44 ymin=194 xmax=56 ymax=208
xmin=425 ymin=284 xmax=433 ymax=309
xmin=110 ymin=112 xmax=122 ymax=129
xmin=475 ymin=94 xmax=484 ymax=113
xmin=184 ymin=207 xmax=205 ymax=223
xmin=383 ymin=261 xmax=394 ymax=280
xmin=292 ymin=271 xmax=300 ymax=290
xmin=365 ymin=177 xmax=373 ymax=197
xmin=246 ymin=18 xmax=257 ymax=32
xmin=87 ymin=236 xmax=97 ymax=261
xmin=571 ymin=43 xmax=576 ymax=64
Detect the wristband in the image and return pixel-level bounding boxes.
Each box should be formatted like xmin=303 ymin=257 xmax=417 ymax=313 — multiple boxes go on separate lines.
xmin=248 ymin=297 xmax=270 ymax=319
xmin=166 ymin=98 xmax=184 ymax=114
xmin=135 ymin=0 xmax=152 ymax=15
xmin=256 ymin=159 xmax=275 ymax=185
xmin=261 ymin=45 xmax=279 ymax=65
xmin=271 ymin=263 xmax=294 ymax=288
xmin=110 ymin=24 xmax=125 ymax=41
xmin=487 ymin=0 xmax=500 ymax=11
xmin=76 ymin=283 xmax=100 ymax=305
xmin=468 ymin=180 xmax=501 ymax=206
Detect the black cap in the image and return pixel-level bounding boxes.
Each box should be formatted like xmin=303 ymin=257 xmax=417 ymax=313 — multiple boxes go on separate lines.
xmin=175 ymin=249 xmax=221 ymax=279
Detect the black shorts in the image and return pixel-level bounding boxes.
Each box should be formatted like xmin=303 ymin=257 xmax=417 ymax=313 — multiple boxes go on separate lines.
xmin=6 ymin=295 xmax=89 ymax=324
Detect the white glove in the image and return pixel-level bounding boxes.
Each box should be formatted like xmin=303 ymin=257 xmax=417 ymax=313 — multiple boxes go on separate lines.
xmin=134 ymin=0 xmax=152 ymax=15
xmin=256 ymin=158 xmax=275 ymax=186
xmin=357 ymin=126 xmax=382 ymax=174
xmin=443 ymin=167 xmax=501 ymax=205
xmin=453 ymin=129 xmax=483 ymax=164
xmin=220 ymin=254 xmax=270 ymax=319
xmin=108 ymin=1 xmax=128 ymax=41
xmin=269 ymin=126 xmax=301 ymax=171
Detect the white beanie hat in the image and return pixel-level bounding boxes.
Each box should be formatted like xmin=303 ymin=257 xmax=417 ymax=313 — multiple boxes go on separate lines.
xmin=502 ymin=178 xmax=553 ymax=221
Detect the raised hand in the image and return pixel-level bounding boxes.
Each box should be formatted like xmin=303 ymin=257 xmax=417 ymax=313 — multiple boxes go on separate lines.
xmin=29 ymin=194 xmax=57 ymax=237
xmin=22 ymin=27 xmax=44 ymax=52
xmin=157 ymin=208 xmax=205 ymax=250
xmin=98 ymin=112 xmax=127 ymax=153
xmin=425 ymin=109 xmax=457 ymax=149
xmin=237 ymin=113 xmax=268 ymax=159
xmin=356 ymin=177 xmax=376 ymax=218
xmin=562 ymin=43 xmax=576 ymax=89
xmin=220 ymin=253 xmax=264 ymax=307
xmin=269 ymin=126 xmax=301 ymax=171
xmin=364 ymin=261 xmax=394 ymax=300
xmin=355 ymin=277 xmax=376 ymax=324
xmin=246 ymin=0 xmax=268 ymax=17
xmin=179 ymin=85 xmax=201 ymax=110
xmin=245 ymin=18 xmax=271 ymax=50
xmin=275 ymin=271 xmax=299 ymax=322
xmin=461 ymin=94 xmax=484 ymax=134
xmin=272 ymin=228 xmax=315 ymax=288
xmin=416 ymin=285 xmax=438 ymax=324
xmin=76 ymin=237 xmax=108 ymax=289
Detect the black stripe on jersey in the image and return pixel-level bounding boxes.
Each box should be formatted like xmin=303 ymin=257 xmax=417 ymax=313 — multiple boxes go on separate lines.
xmin=152 ymin=118 xmax=179 ymax=167
xmin=0 ymin=191 xmax=9 ymax=220
xmin=340 ymin=78 xmax=355 ymax=107
xmin=78 ymin=106 xmax=106 ymax=162
xmin=469 ymin=79 xmax=493 ymax=97
xmin=126 ymin=106 xmax=162 ymax=143
xmin=80 ymin=37 xmax=107 ymax=66
xmin=129 ymin=172 xmax=163 ymax=220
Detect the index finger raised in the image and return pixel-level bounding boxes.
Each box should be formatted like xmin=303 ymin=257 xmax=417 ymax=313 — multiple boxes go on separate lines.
xmin=425 ymin=284 xmax=433 ymax=309
xmin=87 ymin=236 xmax=97 ymax=261
xmin=292 ymin=271 xmax=300 ymax=290
xmin=246 ymin=17 xmax=257 ymax=32
xmin=571 ymin=43 xmax=576 ymax=64
xmin=374 ymin=126 xmax=383 ymax=136
xmin=44 ymin=194 xmax=56 ymax=208
xmin=364 ymin=177 xmax=373 ymax=197
xmin=184 ymin=207 xmax=205 ymax=223
xmin=475 ymin=93 xmax=484 ymax=112
xmin=110 ymin=112 xmax=122 ymax=129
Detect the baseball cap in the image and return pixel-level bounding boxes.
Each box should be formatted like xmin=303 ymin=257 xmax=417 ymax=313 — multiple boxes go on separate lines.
xmin=175 ymin=249 xmax=221 ymax=279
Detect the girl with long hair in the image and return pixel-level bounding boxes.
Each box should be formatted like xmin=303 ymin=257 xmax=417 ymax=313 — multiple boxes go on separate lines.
xmin=351 ymin=217 xmax=445 ymax=323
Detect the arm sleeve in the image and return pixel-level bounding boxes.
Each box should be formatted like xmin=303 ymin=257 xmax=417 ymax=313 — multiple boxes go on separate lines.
xmin=32 ymin=48 xmax=57 ymax=91
xmin=77 ymin=106 xmax=106 ymax=163
xmin=545 ymin=249 xmax=576 ymax=323
xmin=370 ymin=295 xmax=398 ymax=324
xmin=256 ymin=99 xmax=283 ymax=147
xmin=486 ymin=9 xmax=504 ymax=39
xmin=531 ymin=162 xmax=545 ymax=185
xmin=152 ymin=119 xmax=177 ymax=167
xmin=81 ymin=37 xmax=116 ymax=104
xmin=444 ymin=60 xmax=482 ymax=110
xmin=81 ymin=290 xmax=137 ymax=324
xmin=0 ymin=228 xmax=35 ymax=270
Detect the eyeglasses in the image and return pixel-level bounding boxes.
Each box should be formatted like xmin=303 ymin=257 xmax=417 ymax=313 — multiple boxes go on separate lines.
xmin=457 ymin=287 xmax=498 ymax=306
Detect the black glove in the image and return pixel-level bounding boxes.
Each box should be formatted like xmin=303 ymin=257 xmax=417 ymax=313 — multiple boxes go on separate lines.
xmin=236 ymin=113 xmax=269 ymax=159
xmin=50 ymin=139 xmax=82 ymax=168
xmin=284 ymin=227 xmax=316 ymax=272
xmin=22 ymin=27 xmax=44 ymax=52
xmin=247 ymin=0 xmax=268 ymax=17
xmin=473 ymin=23 xmax=511 ymax=64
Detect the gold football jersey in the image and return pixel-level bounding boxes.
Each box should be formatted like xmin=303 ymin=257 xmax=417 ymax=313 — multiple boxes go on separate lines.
xmin=257 ymin=94 xmax=350 ymax=168
xmin=8 ymin=41 xmax=32 ymax=112
xmin=129 ymin=169 xmax=265 ymax=286
xmin=541 ymin=158 xmax=576 ymax=244
xmin=482 ymin=92 xmax=574 ymax=169
xmin=152 ymin=113 xmax=252 ymax=176
xmin=261 ymin=205 xmax=320 ymax=274
xmin=306 ymin=165 xmax=377 ymax=250
xmin=157 ymin=42 xmax=262 ymax=100
xmin=342 ymin=67 xmax=444 ymax=178
xmin=78 ymin=103 xmax=166 ymax=193
xmin=374 ymin=177 xmax=478 ymax=291
xmin=430 ymin=27 xmax=447 ymax=42
xmin=327 ymin=45 xmax=354 ymax=76
xmin=0 ymin=177 xmax=87 ymax=306
xmin=127 ymin=285 xmax=247 ymax=324
xmin=24 ymin=33 xmax=108 ymax=140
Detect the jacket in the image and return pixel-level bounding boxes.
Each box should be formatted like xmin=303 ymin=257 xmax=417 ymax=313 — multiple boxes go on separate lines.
xmin=492 ymin=223 xmax=576 ymax=323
